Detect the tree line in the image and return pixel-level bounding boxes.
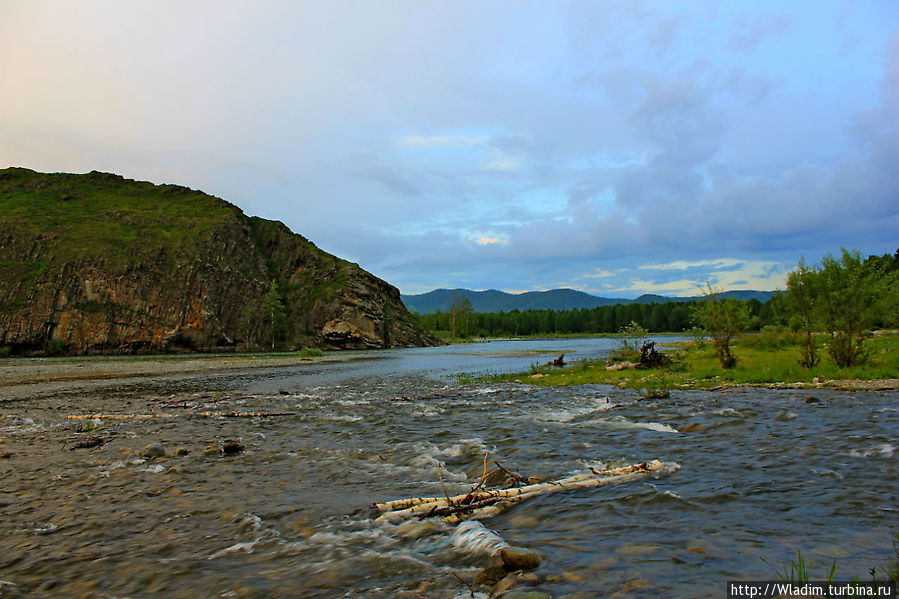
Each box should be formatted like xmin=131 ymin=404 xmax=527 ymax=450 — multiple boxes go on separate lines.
xmin=416 ymin=250 xmax=898 ymax=349
xmin=419 ymin=294 xmax=774 ymax=338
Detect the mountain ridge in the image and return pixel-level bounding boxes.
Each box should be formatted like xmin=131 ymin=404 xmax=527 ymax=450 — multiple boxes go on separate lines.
xmin=401 ymin=287 xmax=777 ymax=314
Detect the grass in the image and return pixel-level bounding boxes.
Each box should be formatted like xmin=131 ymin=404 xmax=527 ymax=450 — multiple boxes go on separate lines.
xmin=762 ymin=550 xmax=836 ymax=584
xmin=762 ymin=534 xmax=899 ymax=587
xmin=0 ymin=168 xmax=239 ymax=271
xmin=462 ymin=332 xmax=899 ymax=390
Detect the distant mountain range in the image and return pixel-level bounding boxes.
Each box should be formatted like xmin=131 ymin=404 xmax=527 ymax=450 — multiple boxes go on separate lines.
xmin=401 ymin=288 xmax=777 ymax=314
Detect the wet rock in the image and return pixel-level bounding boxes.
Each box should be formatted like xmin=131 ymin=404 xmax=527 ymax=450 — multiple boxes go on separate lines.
xmin=475 ymin=564 xmax=508 ymax=586
xmin=141 ymin=443 xmax=165 ymax=459
xmin=204 ymin=445 xmax=221 ymax=456
xmin=483 ymin=469 xmax=511 ymax=487
xmin=499 ymin=591 xmax=551 ymax=599
xmin=174 ymin=447 xmax=190 ymax=456
xmin=621 ymin=578 xmax=654 ymax=592
xmin=500 ymin=546 xmax=542 ymax=571
xmin=491 ymin=571 xmax=541 ymax=596
xmin=70 ymin=436 xmax=105 ymax=450
xmin=804 ymin=396 xmax=821 ymax=403
xmin=222 ymin=440 xmax=244 ymax=455
xmin=681 ymin=423 xmax=704 ymax=433
xmin=616 ymin=543 xmax=661 ymax=556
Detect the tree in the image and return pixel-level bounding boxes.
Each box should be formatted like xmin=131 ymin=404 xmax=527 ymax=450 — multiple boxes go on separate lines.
xmin=785 ymin=258 xmax=820 ymax=368
xmin=459 ymin=298 xmax=473 ymax=338
xmin=816 ymin=249 xmax=879 ymax=368
xmin=449 ymin=291 xmax=461 ymax=338
xmin=694 ymin=283 xmax=749 ymax=368
xmin=264 ymin=279 xmax=287 ymax=350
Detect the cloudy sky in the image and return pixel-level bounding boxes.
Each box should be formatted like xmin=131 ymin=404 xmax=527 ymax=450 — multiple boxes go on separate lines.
xmin=2 ymin=1 xmax=897 ymax=296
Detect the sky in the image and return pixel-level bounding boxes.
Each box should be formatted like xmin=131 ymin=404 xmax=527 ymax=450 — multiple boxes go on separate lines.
xmin=2 ymin=1 xmax=897 ymax=297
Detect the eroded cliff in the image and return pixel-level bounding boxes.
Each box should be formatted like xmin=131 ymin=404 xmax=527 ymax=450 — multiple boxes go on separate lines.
xmin=0 ymin=168 xmax=441 ymax=353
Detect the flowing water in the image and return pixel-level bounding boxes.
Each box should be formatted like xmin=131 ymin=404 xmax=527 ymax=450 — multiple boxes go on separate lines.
xmin=1 ymin=339 xmax=896 ymax=598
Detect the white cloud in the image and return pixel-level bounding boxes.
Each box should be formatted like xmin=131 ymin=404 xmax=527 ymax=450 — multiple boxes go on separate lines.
xmin=610 ymin=279 xmax=701 ymax=296
xmin=473 ymin=236 xmax=508 ymax=246
xmin=482 ymin=156 xmax=521 ymax=171
xmin=638 ymin=259 xmax=743 ymax=271
xmin=581 ymin=268 xmax=616 ymax=278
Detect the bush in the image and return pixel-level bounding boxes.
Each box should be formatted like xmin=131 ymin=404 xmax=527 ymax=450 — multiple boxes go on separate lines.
xmin=296 ymin=347 xmax=324 ymax=358
xmin=694 ymin=284 xmax=749 ymax=369
xmin=641 ymin=383 xmax=671 ymax=399
xmin=43 ymin=338 xmax=66 ymax=356
xmin=610 ymin=321 xmax=648 ymax=362
xmin=0 ymin=346 xmax=11 ymax=358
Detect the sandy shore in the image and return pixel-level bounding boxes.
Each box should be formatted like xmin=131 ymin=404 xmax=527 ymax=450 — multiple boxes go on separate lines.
xmin=0 ymin=352 xmax=360 ymax=401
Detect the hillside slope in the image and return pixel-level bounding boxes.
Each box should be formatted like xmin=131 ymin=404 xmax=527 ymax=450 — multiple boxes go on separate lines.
xmin=0 ymin=168 xmax=440 ymax=353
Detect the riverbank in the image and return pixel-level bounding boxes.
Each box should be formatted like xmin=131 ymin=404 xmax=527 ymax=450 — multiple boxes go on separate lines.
xmin=464 ymin=331 xmax=899 ymax=391
xmin=0 ymin=350 xmax=359 ymax=401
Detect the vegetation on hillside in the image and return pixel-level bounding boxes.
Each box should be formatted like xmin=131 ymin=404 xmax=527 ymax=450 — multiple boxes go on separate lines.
xmin=0 ymin=168 xmax=239 ymax=271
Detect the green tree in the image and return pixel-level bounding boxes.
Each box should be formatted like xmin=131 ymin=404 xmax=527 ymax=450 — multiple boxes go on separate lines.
xmin=694 ymin=283 xmax=749 ymax=368
xmin=459 ymin=298 xmax=473 ymax=338
xmin=785 ymin=258 xmax=820 ymax=368
xmin=817 ymin=249 xmax=879 ymax=368
xmin=264 ymin=279 xmax=287 ymax=350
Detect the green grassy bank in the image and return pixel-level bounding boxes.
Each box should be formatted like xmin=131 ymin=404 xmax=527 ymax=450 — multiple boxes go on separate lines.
xmin=460 ymin=331 xmax=899 ymax=391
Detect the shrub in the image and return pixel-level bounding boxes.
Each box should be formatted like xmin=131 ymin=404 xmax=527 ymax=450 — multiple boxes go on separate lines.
xmin=610 ymin=321 xmax=648 ymax=362
xmin=43 ymin=338 xmax=66 ymax=356
xmin=694 ymin=284 xmax=749 ymax=369
xmin=641 ymin=383 xmax=671 ymax=399
xmin=296 ymin=347 xmax=324 ymax=358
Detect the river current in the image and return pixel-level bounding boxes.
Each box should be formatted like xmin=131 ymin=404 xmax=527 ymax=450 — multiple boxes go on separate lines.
xmin=1 ymin=338 xmax=896 ymax=598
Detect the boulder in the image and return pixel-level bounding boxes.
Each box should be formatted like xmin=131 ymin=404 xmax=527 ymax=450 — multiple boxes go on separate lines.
xmin=500 ymin=546 xmax=542 ymax=571
xmin=140 ymin=443 xmax=165 ymax=459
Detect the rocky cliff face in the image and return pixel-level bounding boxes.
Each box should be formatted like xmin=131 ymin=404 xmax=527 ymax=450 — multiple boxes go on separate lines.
xmin=0 ymin=168 xmax=442 ymax=354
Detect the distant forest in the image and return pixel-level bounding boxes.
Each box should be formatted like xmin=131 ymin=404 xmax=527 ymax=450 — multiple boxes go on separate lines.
xmin=417 ymin=250 xmax=898 ymax=338
xmin=418 ymin=297 xmax=770 ymax=337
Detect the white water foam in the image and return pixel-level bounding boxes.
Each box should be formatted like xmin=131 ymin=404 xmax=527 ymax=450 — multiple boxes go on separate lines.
xmin=530 ymin=397 xmax=616 ymax=423
xmin=327 ymin=414 xmax=363 ymax=422
xmin=850 ymin=443 xmax=896 ymax=458
xmin=587 ymin=416 xmax=679 ymax=433
xmin=451 ymin=521 xmax=508 ymax=556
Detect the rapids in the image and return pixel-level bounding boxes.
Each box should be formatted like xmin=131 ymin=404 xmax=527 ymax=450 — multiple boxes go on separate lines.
xmin=1 ymin=339 xmax=896 ymax=598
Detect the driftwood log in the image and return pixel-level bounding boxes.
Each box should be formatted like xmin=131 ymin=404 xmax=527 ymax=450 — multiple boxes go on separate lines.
xmin=374 ymin=459 xmax=672 ymax=524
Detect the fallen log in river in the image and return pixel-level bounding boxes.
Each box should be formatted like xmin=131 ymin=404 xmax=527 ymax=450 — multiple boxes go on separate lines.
xmin=374 ymin=459 xmax=676 ymax=524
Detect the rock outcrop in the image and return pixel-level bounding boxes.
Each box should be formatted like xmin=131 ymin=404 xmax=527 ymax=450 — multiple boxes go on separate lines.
xmin=0 ymin=168 xmax=442 ymax=354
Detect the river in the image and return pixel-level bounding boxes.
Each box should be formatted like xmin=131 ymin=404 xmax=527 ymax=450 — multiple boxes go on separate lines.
xmin=1 ymin=338 xmax=896 ymax=598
